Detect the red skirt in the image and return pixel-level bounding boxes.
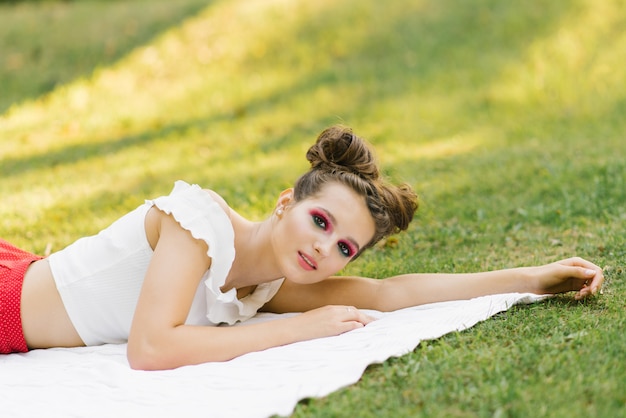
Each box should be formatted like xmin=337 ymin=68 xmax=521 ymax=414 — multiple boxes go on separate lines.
xmin=0 ymin=238 xmax=43 ymax=354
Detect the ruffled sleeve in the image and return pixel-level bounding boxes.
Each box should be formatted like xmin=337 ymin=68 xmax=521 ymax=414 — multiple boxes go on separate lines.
xmin=147 ymin=181 xmax=283 ymax=326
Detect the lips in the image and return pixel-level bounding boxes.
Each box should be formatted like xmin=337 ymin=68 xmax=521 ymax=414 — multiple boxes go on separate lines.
xmin=298 ymin=251 xmax=317 ymax=270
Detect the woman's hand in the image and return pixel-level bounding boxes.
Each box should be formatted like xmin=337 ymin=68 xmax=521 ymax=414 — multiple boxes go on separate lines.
xmin=289 ymin=305 xmax=376 ymax=341
xmin=526 ymin=257 xmax=604 ymax=300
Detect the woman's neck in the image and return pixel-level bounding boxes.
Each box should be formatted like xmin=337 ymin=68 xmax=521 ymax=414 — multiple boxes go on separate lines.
xmin=223 ymin=211 xmax=282 ymax=291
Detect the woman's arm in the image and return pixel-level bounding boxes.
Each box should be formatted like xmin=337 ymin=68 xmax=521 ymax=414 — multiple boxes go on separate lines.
xmin=368 ymin=257 xmax=604 ymax=311
xmin=127 ymin=211 xmax=372 ymax=370
xmin=263 ymin=257 xmax=605 ymax=313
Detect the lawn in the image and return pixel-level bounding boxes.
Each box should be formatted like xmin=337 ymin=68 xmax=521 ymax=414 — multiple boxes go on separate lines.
xmin=1 ymin=0 xmax=625 ymax=417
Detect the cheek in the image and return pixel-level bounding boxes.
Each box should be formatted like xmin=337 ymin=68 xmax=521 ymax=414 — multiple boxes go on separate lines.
xmin=290 ymin=208 xmax=318 ymax=234
xmin=322 ymin=254 xmax=351 ymax=274
xmin=276 ymin=210 xmax=309 ymax=245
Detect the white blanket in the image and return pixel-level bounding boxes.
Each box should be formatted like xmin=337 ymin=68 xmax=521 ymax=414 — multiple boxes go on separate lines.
xmin=0 ymin=293 xmax=543 ymax=418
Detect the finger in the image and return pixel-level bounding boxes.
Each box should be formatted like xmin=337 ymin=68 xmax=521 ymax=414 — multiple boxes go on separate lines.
xmin=343 ymin=306 xmax=375 ymax=325
xmin=577 ymin=266 xmax=604 ymax=295
xmin=560 ymin=258 xmax=604 ymax=295
xmin=355 ymin=310 xmax=376 ymax=325
xmin=589 ymin=268 xmax=605 ymax=294
xmin=571 ymin=267 xmax=604 ymax=299
xmin=562 ymin=257 xmax=601 ymax=274
xmin=339 ymin=320 xmax=366 ymax=334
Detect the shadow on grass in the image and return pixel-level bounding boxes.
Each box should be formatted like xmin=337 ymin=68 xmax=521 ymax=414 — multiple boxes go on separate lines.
xmin=0 ymin=0 xmax=210 ymax=113
xmin=8 ymin=0 xmax=626 ymax=254
xmin=2 ymin=0 xmax=575 ymax=176
xmin=0 ymin=118 xmax=217 ymax=178
xmin=530 ymin=294 xmax=608 ymax=311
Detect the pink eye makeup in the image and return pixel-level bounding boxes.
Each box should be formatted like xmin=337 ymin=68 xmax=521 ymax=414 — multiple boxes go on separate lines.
xmin=309 ymin=208 xmax=359 ymax=258
xmin=337 ymin=240 xmax=357 ymax=258
xmin=310 ymin=209 xmax=332 ymax=232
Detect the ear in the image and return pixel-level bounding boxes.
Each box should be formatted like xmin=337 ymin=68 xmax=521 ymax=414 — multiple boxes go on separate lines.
xmin=276 ymin=188 xmax=295 ymax=209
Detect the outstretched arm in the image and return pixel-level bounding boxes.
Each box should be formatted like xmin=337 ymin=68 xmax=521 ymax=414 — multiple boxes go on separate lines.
xmin=370 ymin=257 xmax=604 ymax=311
xmin=129 ymin=211 xmax=602 ymax=369
xmin=263 ymin=257 xmax=605 ymax=313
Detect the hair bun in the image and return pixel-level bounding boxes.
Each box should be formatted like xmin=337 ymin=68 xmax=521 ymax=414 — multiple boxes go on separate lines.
xmin=306 ymin=125 xmax=379 ymax=180
xmin=294 ymin=125 xmax=419 ymax=253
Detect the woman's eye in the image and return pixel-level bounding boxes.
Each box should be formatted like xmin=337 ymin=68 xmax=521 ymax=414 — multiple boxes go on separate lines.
xmin=338 ymin=242 xmax=353 ymax=258
xmin=313 ymin=214 xmax=327 ymax=230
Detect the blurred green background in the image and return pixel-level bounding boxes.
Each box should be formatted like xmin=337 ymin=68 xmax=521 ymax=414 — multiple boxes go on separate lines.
xmin=1 ymin=0 xmax=624 ymax=416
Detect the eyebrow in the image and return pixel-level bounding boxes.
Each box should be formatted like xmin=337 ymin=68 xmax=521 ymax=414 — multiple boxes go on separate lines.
xmin=319 ymin=207 xmax=361 ymax=252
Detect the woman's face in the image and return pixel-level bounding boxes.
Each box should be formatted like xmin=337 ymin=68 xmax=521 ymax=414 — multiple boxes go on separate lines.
xmin=271 ymin=182 xmax=376 ymax=284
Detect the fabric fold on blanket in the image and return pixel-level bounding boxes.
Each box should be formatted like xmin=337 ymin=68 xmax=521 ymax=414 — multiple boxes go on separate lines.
xmin=0 ymin=293 xmax=545 ymax=418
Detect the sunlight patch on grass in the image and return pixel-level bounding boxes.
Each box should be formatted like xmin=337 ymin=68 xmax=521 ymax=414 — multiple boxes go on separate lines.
xmin=0 ymin=1 xmax=283 ymax=135
xmin=380 ymin=133 xmax=483 ymax=164
xmin=486 ymin=0 xmax=626 ymax=118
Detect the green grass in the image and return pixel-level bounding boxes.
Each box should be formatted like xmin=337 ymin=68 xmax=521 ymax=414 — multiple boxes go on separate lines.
xmin=1 ymin=0 xmax=625 ymax=416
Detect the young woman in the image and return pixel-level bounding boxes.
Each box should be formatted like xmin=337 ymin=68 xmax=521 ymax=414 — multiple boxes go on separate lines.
xmin=1 ymin=126 xmax=604 ymax=370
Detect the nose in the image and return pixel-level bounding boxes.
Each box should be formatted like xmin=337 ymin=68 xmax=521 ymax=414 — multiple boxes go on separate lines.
xmin=313 ymin=239 xmax=331 ymax=257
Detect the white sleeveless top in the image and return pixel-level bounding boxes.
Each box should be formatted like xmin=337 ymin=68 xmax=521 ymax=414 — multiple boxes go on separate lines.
xmin=47 ymin=181 xmax=284 ymax=346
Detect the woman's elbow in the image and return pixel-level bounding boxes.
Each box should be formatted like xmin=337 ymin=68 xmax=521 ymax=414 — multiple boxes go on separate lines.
xmin=127 ymin=335 xmax=173 ymax=371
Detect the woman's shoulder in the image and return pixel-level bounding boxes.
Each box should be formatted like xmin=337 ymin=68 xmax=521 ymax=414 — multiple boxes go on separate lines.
xmin=152 ymin=181 xmax=230 ymax=217
xmin=203 ymin=189 xmax=230 ymax=215
xmin=201 ymin=189 xmax=250 ymax=234
xmin=148 ymin=183 xmax=236 ymax=245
